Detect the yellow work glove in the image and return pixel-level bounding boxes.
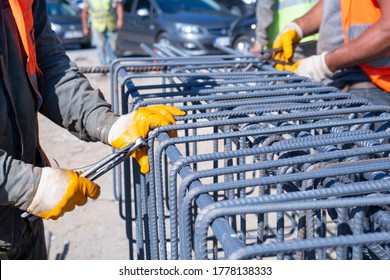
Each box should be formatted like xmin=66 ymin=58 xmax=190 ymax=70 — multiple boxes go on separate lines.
xmin=27 ymin=168 xmax=100 ymax=220
xmin=272 ymin=22 xmax=303 ymax=71
xmin=108 ymin=105 xmax=186 ymax=174
xmin=293 ymin=52 xmax=334 ymax=82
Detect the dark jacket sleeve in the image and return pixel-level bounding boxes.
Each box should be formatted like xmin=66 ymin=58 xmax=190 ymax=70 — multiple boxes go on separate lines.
xmin=0 ymin=150 xmax=41 ymax=210
xmin=33 ymin=0 xmax=118 ymax=144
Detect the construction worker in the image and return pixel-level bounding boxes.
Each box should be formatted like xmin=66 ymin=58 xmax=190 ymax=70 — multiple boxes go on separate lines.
xmin=82 ymin=0 xmax=123 ymax=66
xmin=0 ymin=0 xmax=184 ymax=260
xmin=271 ymin=0 xmax=390 ymax=105
xmin=252 ymin=0 xmax=318 ymax=60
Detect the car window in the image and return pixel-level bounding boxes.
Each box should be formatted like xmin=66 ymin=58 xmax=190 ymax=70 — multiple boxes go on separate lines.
xmin=47 ymin=2 xmax=77 ymax=16
xmin=123 ymin=0 xmax=135 ymax=13
xmin=155 ymin=0 xmax=222 ymax=13
xmin=135 ymin=0 xmax=150 ymax=11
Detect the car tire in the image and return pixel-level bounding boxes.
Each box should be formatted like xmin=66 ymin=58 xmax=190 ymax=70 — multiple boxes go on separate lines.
xmin=156 ymin=32 xmax=171 ymax=48
xmin=232 ymin=35 xmax=253 ymax=55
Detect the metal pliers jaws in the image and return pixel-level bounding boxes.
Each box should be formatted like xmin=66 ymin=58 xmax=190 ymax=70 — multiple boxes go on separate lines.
xmin=80 ymin=137 xmax=147 ymax=181
xmin=21 ymin=137 xmax=147 ymax=221
xmin=256 ymin=41 xmax=315 ymax=66
xmin=256 ymin=47 xmax=294 ymax=66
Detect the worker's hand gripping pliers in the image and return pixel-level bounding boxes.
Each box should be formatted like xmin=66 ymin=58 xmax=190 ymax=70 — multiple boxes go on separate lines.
xmin=256 ymin=47 xmax=294 ymax=66
xmin=21 ymin=137 xmax=147 ymax=221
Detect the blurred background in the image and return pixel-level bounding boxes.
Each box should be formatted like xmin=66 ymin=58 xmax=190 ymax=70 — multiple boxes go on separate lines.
xmin=49 ymin=0 xmax=258 ymax=56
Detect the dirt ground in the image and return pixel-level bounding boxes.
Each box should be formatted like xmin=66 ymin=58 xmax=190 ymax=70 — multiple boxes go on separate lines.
xmin=40 ymin=47 xmax=129 ymax=260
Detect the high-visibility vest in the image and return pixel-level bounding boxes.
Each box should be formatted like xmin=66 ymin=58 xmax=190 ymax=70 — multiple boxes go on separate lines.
xmin=88 ymin=0 xmax=116 ymax=32
xmin=268 ymin=0 xmax=319 ymax=46
xmin=8 ymin=0 xmax=40 ymax=93
xmin=340 ymin=0 xmax=390 ymax=91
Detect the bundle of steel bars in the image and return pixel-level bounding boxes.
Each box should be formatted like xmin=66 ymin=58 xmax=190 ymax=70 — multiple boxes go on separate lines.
xmin=107 ymin=45 xmax=390 ymax=260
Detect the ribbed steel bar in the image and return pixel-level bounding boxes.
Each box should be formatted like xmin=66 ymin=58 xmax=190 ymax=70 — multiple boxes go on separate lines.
xmin=157 ymin=129 xmax=390 ymax=259
xmin=154 ymin=132 xmax=244 ymax=260
xmin=150 ymin=112 xmax=390 ymax=260
xmin=194 ymin=187 xmax=390 ymax=259
xmin=371 ymin=210 xmax=390 ymax=231
xmin=108 ymin=46 xmax=390 ymax=261
xmin=227 ymin=232 xmax=390 ymax=260
xmin=156 ymin=131 xmax=389 ymax=256
xmin=179 ymin=155 xmax=390 ymax=259
xmin=121 ymin=57 xmax=280 ymax=260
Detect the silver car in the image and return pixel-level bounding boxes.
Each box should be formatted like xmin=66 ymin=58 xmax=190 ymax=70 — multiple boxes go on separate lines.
xmin=117 ymin=0 xmax=237 ymax=56
xmin=48 ymin=1 xmax=92 ymax=49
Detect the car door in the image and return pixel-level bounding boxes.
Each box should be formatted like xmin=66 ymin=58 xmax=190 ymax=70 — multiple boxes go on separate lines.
xmin=130 ymin=0 xmax=156 ymax=51
xmin=118 ymin=0 xmax=155 ymax=54
xmin=117 ymin=0 xmax=138 ymax=53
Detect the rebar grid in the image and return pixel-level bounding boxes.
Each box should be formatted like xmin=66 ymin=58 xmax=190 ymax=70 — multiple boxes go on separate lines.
xmin=107 ymin=48 xmax=390 ymax=260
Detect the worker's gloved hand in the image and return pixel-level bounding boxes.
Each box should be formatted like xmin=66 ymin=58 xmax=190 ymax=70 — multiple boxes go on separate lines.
xmin=27 ymin=168 xmax=100 ymax=220
xmin=108 ymin=105 xmax=186 ymax=174
xmin=292 ymin=52 xmax=334 ymax=82
xmin=272 ymin=22 xmax=303 ymax=70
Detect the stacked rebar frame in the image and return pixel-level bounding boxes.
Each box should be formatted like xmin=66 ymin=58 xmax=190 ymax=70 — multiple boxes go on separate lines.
xmin=107 ymin=46 xmax=390 ymax=260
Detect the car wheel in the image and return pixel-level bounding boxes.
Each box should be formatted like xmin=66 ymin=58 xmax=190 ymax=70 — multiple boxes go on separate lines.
xmin=156 ymin=32 xmax=171 ymax=48
xmin=233 ymin=35 xmax=253 ymax=55
xmin=229 ymin=5 xmax=243 ymax=17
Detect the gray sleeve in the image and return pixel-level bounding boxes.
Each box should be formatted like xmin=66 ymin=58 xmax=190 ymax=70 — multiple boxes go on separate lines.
xmin=33 ymin=0 xmax=118 ymax=144
xmin=0 ymin=150 xmax=41 ymax=210
xmin=255 ymin=0 xmax=275 ymax=47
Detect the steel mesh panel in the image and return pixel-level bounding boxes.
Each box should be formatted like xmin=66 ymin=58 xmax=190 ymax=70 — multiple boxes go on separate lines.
xmin=108 ymin=53 xmax=390 ymax=260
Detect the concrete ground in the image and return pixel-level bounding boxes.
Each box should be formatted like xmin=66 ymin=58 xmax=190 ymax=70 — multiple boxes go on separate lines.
xmin=41 ymin=46 xmax=129 ymax=260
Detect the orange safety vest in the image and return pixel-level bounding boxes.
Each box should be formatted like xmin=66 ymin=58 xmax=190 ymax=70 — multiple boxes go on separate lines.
xmin=340 ymin=0 xmax=390 ymax=91
xmin=8 ymin=0 xmax=41 ymax=93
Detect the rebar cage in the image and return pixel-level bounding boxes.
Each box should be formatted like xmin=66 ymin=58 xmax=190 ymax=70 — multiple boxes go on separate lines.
xmin=108 ymin=48 xmax=390 ymax=260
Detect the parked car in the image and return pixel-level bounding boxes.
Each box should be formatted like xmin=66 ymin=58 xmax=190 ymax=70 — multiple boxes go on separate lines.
xmin=117 ymin=0 xmax=237 ymax=56
xmin=47 ymin=0 xmax=92 ymax=48
xmin=67 ymin=0 xmax=86 ymax=14
xmin=229 ymin=13 xmax=256 ymax=55
xmin=215 ymin=0 xmax=257 ymax=17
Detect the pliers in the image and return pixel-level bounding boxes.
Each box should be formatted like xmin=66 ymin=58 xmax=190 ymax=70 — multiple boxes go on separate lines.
xmin=255 ymin=47 xmax=294 ymax=66
xmin=21 ymin=137 xmax=147 ymax=221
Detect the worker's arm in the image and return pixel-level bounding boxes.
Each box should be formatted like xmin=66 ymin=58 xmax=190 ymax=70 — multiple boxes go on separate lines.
xmin=0 ymin=0 xmax=184 ymax=219
xmin=34 ymin=0 xmax=185 ymax=173
xmin=325 ymin=0 xmax=390 ymax=72
xmin=81 ymin=1 xmax=89 ymax=36
xmin=0 ymin=0 xmax=104 ymax=219
xmin=253 ymin=0 xmax=275 ymax=52
xmin=116 ymin=1 xmax=124 ymax=30
xmin=293 ymin=0 xmax=324 ymax=37
xmin=294 ymin=0 xmax=390 ymax=82
xmin=34 ymin=0 xmax=118 ymax=143
xmin=0 ymin=149 xmax=100 ymax=220
xmin=0 ymin=106 xmax=185 ymax=216
xmin=271 ymin=0 xmax=323 ymax=70
xmin=0 ymin=150 xmax=40 ymax=210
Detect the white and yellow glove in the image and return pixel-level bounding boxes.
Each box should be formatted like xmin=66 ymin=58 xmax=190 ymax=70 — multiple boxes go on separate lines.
xmin=108 ymin=105 xmax=186 ymax=174
xmin=272 ymin=22 xmax=303 ymax=71
xmin=293 ymin=52 xmax=334 ymax=82
xmin=27 ymin=168 xmax=100 ymax=220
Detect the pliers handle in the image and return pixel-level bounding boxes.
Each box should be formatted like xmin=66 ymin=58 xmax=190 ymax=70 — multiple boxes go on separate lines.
xmin=21 ymin=137 xmax=147 ymax=221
